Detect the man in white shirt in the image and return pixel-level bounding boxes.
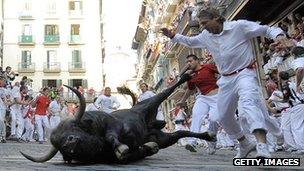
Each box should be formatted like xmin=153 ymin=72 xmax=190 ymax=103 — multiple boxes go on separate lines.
xmin=291 ymin=46 xmax=304 ymax=94
xmin=49 ymin=96 xmax=61 ymax=130
xmin=161 ymin=8 xmax=288 ymax=158
xmin=86 ymin=97 xmax=99 ymax=111
xmin=94 ymin=87 xmax=120 ymax=114
xmin=0 ymin=76 xmax=10 ymax=143
xmin=138 ymin=83 xmax=164 ymax=120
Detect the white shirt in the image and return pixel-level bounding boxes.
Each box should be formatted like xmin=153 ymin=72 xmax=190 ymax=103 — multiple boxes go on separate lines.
xmin=138 ymin=90 xmax=155 ymax=102
xmin=269 ymin=90 xmax=289 ymax=110
xmin=10 ymin=90 xmax=22 ymax=111
xmin=94 ymin=94 xmax=120 ymax=114
xmin=0 ymin=87 xmax=6 ymax=110
xmin=292 ymin=57 xmax=304 ymax=71
xmin=86 ymin=103 xmax=99 ymax=111
xmin=49 ymin=100 xmax=61 ymax=116
xmin=172 ymin=20 xmax=283 ymax=75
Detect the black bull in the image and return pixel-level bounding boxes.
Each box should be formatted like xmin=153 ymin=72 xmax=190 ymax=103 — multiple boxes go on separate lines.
xmin=20 ymin=73 xmax=216 ymax=163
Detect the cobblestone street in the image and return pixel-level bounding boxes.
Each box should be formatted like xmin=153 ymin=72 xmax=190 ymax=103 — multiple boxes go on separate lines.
xmin=0 ymin=141 xmax=303 ymax=171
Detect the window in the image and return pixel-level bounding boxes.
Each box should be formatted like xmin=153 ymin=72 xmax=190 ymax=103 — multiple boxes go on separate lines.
xmin=46 ymin=0 xmax=56 ymax=15
xmin=68 ymin=79 xmax=87 ymax=88
xmin=21 ymin=50 xmax=31 ymax=68
xmin=71 ymin=24 xmax=80 ymax=35
xmin=69 ymin=1 xmax=82 ymax=11
xmin=45 ymin=25 xmax=59 ymax=35
xmin=42 ymin=79 xmax=62 ymax=88
xmin=47 ymin=50 xmax=57 ymax=68
xmin=72 ymin=50 xmax=82 ymax=68
xmin=22 ymin=24 xmax=32 ymax=35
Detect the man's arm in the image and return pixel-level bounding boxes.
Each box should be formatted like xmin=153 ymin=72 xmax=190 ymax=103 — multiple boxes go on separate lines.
xmin=240 ymin=20 xmax=284 ymax=40
xmin=112 ymin=97 xmax=120 ymax=109
xmin=94 ymin=95 xmax=102 ymax=110
xmin=296 ymin=68 xmax=304 ymax=92
xmin=161 ymin=28 xmax=207 ymax=48
xmin=177 ymin=84 xmax=195 ymax=106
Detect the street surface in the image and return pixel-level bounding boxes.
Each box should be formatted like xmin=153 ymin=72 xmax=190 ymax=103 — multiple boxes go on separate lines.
xmin=0 ymin=141 xmax=303 ymax=171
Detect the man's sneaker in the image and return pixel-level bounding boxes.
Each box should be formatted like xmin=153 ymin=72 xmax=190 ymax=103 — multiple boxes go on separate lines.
xmin=185 ymin=144 xmax=197 ymax=152
xmin=255 ymin=143 xmax=271 ymax=158
xmin=38 ymin=141 xmax=43 ymax=144
xmin=206 ymin=142 xmax=216 ymax=155
xmin=234 ymin=142 xmax=256 ymax=158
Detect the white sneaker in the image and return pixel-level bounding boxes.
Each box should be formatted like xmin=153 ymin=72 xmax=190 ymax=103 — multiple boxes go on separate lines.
xmin=255 ymin=143 xmax=271 ymax=158
xmin=234 ymin=142 xmax=256 ymax=158
xmin=206 ymin=142 xmax=216 ymax=155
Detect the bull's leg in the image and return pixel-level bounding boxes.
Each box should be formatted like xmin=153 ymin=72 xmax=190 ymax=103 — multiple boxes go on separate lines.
xmin=149 ymin=130 xmax=216 ymax=149
xmin=148 ymin=120 xmax=166 ymax=129
xmin=118 ymin=142 xmax=159 ymax=164
xmin=105 ymin=131 xmax=129 ymax=161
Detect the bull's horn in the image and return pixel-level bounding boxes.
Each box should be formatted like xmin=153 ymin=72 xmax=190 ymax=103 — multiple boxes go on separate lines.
xmin=63 ymin=85 xmax=86 ymax=122
xmin=20 ymin=147 xmax=58 ymax=163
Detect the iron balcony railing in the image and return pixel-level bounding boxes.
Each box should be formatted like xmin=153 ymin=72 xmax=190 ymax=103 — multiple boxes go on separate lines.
xmin=18 ymin=62 xmax=35 ymax=73
xmin=68 ymin=62 xmax=86 ymax=73
xmin=43 ymin=62 xmax=61 ymax=73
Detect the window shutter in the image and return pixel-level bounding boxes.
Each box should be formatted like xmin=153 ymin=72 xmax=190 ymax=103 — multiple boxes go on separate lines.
xmin=56 ymin=79 xmax=62 ymax=88
xmin=82 ymin=79 xmax=87 ymax=89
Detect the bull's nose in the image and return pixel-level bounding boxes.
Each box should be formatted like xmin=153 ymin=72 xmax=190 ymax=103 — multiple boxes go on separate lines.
xmin=67 ymin=135 xmax=79 ymax=143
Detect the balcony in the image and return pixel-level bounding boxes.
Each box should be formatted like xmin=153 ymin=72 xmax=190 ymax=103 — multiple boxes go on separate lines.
xmin=18 ymin=62 xmax=35 ymax=73
xmin=19 ymin=11 xmax=34 ymax=20
xmin=68 ymin=62 xmax=86 ymax=73
xmin=18 ymin=35 xmax=35 ymax=46
xmin=69 ymin=10 xmax=83 ymax=18
xmin=68 ymin=35 xmax=84 ymax=45
xmin=44 ymin=35 xmax=60 ymax=45
xmin=43 ymin=62 xmax=61 ymax=73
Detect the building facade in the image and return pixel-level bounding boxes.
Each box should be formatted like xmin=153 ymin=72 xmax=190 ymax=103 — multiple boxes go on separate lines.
xmin=3 ymin=0 xmax=103 ymax=94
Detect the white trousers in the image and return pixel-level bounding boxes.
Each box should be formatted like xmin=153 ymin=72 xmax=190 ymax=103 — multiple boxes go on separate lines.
xmin=290 ymin=104 xmax=304 ymax=150
xmin=216 ymin=69 xmax=268 ymax=140
xmin=22 ymin=118 xmax=34 ymax=141
xmin=35 ymin=115 xmax=50 ymax=141
xmin=50 ymin=115 xmax=61 ymax=130
xmin=281 ymin=109 xmax=298 ymax=149
xmin=188 ymin=94 xmax=219 ymax=144
xmin=0 ymin=109 xmax=6 ymax=138
xmin=11 ymin=108 xmax=24 ymax=138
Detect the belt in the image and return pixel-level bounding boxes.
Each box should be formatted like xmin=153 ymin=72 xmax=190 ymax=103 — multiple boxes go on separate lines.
xmin=222 ymin=61 xmax=256 ymax=76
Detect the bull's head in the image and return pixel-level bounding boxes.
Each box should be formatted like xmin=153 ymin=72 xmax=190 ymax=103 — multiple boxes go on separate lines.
xmin=21 ymin=85 xmax=104 ymax=163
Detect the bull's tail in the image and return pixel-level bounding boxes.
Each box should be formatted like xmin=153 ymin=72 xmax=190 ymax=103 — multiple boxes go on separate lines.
xmin=135 ymin=73 xmax=191 ymax=121
xmin=117 ymin=86 xmax=137 ymax=106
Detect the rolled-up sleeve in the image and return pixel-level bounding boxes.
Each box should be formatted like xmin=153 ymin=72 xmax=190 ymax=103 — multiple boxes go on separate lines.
xmin=240 ymin=20 xmax=284 ymax=40
xmin=172 ymin=32 xmax=207 ymax=49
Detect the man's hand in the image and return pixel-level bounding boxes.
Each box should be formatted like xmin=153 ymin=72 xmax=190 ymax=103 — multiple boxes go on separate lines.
xmin=176 ymin=101 xmax=186 ymax=108
xmin=297 ymin=86 xmax=303 ymax=93
xmin=160 ymin=28 xmax=176 ymax=39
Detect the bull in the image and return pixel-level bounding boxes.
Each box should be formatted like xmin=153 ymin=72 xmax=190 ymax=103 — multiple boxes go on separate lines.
xmin=20 ymin=73 xmax=216 ymax=163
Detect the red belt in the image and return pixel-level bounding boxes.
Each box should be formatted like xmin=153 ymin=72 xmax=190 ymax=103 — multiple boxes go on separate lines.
xmin=222 ymin=62 xmax=256 ymax=76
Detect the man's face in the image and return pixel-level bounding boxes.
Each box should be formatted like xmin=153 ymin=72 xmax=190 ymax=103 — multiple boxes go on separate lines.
xmin=199 ymin=17 xmax=223 ymax=34
xmin=104 ymin=88 xmax=111 ymax=96
xmin=140 ymin=84 xmax=148 ymax=92
xmin=186 ymin=57 xmax=199 ymax=70
xmin=0 ymin=79 xmax=6 ymax=87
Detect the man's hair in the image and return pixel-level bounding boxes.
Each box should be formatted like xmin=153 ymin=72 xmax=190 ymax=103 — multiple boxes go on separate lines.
xmin=279 ymin=71 xmax=290 ymax=80
xmin=140 ymin=82 xmax=148 ymax=88
xmin=43 ymin=87 xmax=49 ymax=92
xmin=291 ymin=46 xmax=304 ymax=58
xmin=197 ymin=8 xmax=226 ymax=23
xmin=186 ymin=54 xmax=199 ymax=60
xmin=105 ymin=87 xmax=111 ymax=90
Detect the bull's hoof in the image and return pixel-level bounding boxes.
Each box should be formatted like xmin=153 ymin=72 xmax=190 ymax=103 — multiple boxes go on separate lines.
xmin=115 ymin=144 xmax=129 ymax=161
xmin=143 ymin=142 xmax=159 ymax=155
xmin=201 ymin=132 xmax=217 ymax=142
